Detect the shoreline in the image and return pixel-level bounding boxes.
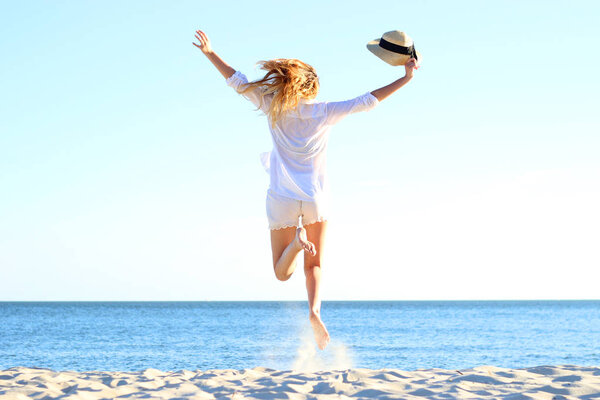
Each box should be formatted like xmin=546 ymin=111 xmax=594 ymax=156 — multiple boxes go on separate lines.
xmin=2 ymin=364 xmax=600 ymax=399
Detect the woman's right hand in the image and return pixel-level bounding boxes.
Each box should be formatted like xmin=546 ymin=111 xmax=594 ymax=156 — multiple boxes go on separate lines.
xmin=404 ymin=57 xmax=419 ymax=77
xmin=193 ymin=30 xmax=213 ymax=54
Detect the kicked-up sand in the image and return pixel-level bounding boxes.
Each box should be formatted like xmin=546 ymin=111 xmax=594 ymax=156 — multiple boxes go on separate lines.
xmin=1 ymin=364 xmax=600 ymax=399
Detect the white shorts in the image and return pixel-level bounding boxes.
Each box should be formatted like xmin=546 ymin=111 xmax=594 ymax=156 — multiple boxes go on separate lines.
xmin=266 ymin=189 xmax=329 ymax=230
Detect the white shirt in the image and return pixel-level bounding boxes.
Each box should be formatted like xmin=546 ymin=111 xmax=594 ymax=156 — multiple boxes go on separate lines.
xmin=226 ymin=70 xmax=379 ymax=202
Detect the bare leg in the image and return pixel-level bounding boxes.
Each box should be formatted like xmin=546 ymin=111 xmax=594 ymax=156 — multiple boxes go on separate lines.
xmin=271 ymin=226 xmax=316 ymax=281
xmin=303 ymin=221 xmax=330 ymax=350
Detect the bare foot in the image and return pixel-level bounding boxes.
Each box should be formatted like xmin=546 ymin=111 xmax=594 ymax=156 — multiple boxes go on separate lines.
xmin=309 ymin=311 xmax=330 ymax=350
xmin=294 ymin=227 xmax=316 ymax=256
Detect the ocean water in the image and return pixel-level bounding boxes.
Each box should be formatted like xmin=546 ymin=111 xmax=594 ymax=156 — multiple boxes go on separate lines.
xmin=1 ymin=301 xmax=599 ymax=372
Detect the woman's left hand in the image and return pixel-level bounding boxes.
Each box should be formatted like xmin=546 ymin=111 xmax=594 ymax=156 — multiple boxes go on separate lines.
xmin=193 ymin=30 xmax=213 ymax=54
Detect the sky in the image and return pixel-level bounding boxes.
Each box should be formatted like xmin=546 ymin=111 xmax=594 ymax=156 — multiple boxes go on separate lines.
xmin=1 ymin=0 xmax=598 ymax=301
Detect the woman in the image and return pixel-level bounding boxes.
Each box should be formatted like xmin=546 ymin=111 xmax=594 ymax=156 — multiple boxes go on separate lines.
xmin=193 ymin=30 xmax=417 ymax=350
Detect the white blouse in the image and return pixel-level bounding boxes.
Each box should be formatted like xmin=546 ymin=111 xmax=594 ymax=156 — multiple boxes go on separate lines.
xmin=226 ymin=70 xmax=379 ymax=202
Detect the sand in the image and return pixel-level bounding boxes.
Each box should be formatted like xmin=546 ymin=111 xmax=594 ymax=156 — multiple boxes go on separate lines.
xmin=1 ymin=365 xmax=600 ymax=399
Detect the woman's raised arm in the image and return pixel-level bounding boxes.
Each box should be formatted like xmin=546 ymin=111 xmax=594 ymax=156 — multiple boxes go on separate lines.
xmin=193 ymin=30 xmax=236 ymax=80
xmin=370 ymin=57 xmax=418 ymax=102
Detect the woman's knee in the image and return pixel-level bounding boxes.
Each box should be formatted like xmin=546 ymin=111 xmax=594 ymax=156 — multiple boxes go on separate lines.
xmin=274 ymin=263 xmax=295 ymax=281
xmin=303 ymin=263 xmax=321 ymax=275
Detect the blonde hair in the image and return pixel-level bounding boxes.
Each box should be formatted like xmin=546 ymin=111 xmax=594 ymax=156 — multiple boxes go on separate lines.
xmin=237 ymin=58 xmax=319 ymax=128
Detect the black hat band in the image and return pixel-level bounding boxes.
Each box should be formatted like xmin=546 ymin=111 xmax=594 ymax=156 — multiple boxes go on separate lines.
xmin=378 ymin=37 xmax=418 ymax=61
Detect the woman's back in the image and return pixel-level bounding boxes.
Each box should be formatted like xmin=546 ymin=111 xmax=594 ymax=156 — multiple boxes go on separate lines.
xmin=226 ymin=70 xmax=379 ymax=201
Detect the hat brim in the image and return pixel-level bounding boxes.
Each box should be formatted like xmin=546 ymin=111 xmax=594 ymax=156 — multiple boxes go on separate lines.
xmin=367 ymin=39 xmax=422 ymax=67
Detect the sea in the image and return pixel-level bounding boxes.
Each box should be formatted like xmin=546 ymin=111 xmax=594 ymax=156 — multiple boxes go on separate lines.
xmin=1 ymin=301 xmax=599 ymax=372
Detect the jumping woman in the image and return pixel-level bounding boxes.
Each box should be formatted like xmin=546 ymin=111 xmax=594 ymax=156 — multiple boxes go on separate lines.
xmin=194 ymin=29 xmax=418 ymax=350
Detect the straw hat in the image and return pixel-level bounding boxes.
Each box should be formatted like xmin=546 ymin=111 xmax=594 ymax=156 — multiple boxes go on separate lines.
xmin=367 ymin=30 xmax=422 ymax=66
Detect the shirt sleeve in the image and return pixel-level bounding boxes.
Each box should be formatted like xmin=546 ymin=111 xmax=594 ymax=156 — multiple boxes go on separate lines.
xmin=226 ymin=70 xmax=272 ymax=113
xmin=324 ymin=91 xmax=379 ymax=126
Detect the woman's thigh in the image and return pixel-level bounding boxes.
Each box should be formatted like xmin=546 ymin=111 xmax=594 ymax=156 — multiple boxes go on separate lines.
xmin=270 ymin=226 xmax=296 ymax=267
xmin=304 ymin=221 xmax=328 ymax=268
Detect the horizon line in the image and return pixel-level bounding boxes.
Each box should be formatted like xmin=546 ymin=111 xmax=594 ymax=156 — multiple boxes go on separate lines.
xmin=1 ymin=299 xmax=599 ymax=303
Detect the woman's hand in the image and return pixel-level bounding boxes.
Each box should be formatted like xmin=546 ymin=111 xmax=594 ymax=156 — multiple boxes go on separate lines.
xmin=371 ymin=57 xmax=417 ymax=101
xmin=404 ymin=57 xmax=419 ymax=78
xmin=193 ymin=30 xmax=212 ymax=54
xmin=194 ymin=29 xmax=236 ymax=79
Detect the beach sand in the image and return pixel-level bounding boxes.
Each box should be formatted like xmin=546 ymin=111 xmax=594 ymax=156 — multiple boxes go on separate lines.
xmin=1 ymin=365 xmax=599 ymax=399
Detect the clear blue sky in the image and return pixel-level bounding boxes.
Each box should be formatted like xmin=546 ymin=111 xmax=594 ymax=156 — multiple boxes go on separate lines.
xmin=1 ymin=0 xmax=598 ymax=300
